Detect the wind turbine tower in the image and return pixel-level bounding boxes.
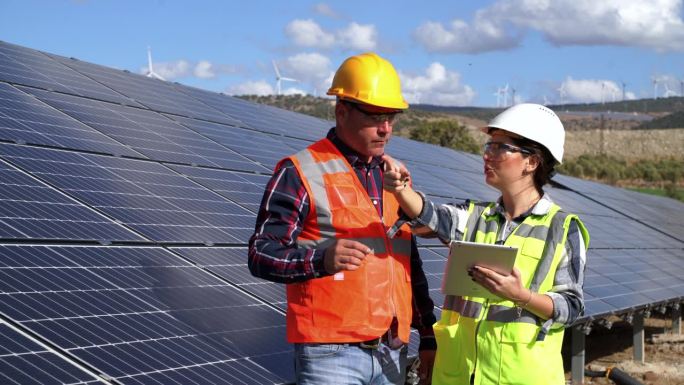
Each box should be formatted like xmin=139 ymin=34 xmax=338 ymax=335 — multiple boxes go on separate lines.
xmin=502 ymin=84 xmax=509 ymax=107
xmin=652 ymin=78 xmax=659 ymax=99
xmin=557 ymin=83 xmax=566 ymax=105
xmin=272 ymin=60 xmax=298 ymax=96
xmin=621 ymin=82 xmax=627 ymax=101
xmin=146 ymin=46 xmax=165 ymax=81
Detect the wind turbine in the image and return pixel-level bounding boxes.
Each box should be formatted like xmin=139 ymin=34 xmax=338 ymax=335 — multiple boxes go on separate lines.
xmin=600 ymin=82 xmax=605 ymax=105
xmin=557 ymin=83 xmax=566 ymax=105
xmin=501 ymin=83 xmax=509 ymax=107
xmin=543 ymin=95 xmax=549 ymax=106
xmin=511 ymin=87 xmax=516 ymax=105
xmin=145 ymin=46 xmax=165 ymax=81
xmin=621 ymin=81 xmax=627 ymax=101
xmin=272 ymin=60 xmax=297 ymax=95
xmin=663 ymin=83 xmax=677 ymax=98
xmin=493 ymin=88 xmax=502 ymax=107
xmin=652 ymin=77 xmax=659 ymax=99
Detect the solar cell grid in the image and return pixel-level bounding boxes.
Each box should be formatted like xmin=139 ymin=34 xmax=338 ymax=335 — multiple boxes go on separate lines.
xmin=0 ymin=83 xmax=143 ymax=157
xmin=22 ymin=86 xmax=269 ymax=172
xmin=167 ymin=115 xmax=293 ymax=170
xmin=0 ymin=156 xmax=144 ymax=242
xmin=0 ymin=245 xmax=293 ymax=384
xmin=0 ymin=322 xmax=105 ymax=385
xmin=176 ymin=85 xmax=327 ymax=140
xmin=169 ymin=165 xmax=269 ymax=214
xmin=0 ymin=144 xmax=254 ymax=243
xmin=48 ymin=52 xmax=239 ymax=126
xmin=171 ymin=247 xmax=287 ymax=311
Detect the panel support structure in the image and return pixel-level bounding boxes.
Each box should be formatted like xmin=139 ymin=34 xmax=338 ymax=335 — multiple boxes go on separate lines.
xmin=633 ymin=313 xmax=645 ymax=363
xmin=673 ymin=304 xmax=681 ymax=335
xmin=571 ymin=325 xmax=585 ymax=385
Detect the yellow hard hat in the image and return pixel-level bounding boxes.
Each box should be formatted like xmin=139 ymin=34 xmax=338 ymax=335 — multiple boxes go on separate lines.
xmin=327 ymin=52 xmax=408 ymax=110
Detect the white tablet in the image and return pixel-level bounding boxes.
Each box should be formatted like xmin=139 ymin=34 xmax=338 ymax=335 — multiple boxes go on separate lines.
xmin=442 ymin=240 xmax=518 ymax=300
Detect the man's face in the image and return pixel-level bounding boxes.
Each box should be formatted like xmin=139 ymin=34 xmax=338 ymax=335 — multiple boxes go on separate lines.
xmin=335 ymin=101 xmax=402 ymax=161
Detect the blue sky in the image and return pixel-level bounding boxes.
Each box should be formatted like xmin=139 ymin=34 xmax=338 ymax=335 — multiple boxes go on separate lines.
xmin=2 ymin=0 xmax=684 ymax=107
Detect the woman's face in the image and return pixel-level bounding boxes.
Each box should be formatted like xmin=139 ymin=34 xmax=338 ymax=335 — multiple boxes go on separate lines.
xmin=482 ymin=130 xmax=534 ymax=190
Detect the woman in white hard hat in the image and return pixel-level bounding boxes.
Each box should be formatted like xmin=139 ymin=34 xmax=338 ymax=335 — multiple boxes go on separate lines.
xmin=383 ymin=103 xmax=590 ymax=385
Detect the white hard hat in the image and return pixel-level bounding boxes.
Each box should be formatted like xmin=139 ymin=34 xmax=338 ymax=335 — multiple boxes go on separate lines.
xmin=482 ymin=103 xmax=565 ymax=164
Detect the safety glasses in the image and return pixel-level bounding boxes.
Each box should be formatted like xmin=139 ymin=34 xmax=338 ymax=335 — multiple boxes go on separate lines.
xmin=345 ymin=101 xmax=401 ymax=124
xmin=483 ymin=141 xmax=533 ymax=159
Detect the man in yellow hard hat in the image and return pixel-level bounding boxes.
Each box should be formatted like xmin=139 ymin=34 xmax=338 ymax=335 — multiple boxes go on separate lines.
xmin=249 ymin=52 xmax=436 ymax=384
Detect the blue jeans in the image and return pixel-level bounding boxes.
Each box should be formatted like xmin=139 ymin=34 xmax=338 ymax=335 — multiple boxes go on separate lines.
xmin=294 ymin=342 xmax=407 ymax=385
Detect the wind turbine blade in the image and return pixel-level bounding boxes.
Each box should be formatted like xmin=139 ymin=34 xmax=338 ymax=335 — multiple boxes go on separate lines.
xmin=147 ymin=46 xmax=153 ymax=73
xmin=281 ymin=77 xmax=297 ymax=82
xmin=272 ymin=60 xmax=281 ymax=79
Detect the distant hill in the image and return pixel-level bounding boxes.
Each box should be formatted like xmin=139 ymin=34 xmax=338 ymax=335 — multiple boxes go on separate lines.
xmin=637 ymin=110 xmax=684 ymax=129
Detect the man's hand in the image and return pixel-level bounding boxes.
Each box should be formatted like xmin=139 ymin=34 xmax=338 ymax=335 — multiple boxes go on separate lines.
xmin=324 ymin=239 xmax=372 ymax=274
xmin=418 ymin=349 xmax=436 ymax=385
xmin=381 ymin=154 xmax=411 ymax=193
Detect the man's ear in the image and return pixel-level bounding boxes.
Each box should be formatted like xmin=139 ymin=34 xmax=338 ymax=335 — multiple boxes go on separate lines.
xmin=335 ymin=101 xmax=347 ymax=120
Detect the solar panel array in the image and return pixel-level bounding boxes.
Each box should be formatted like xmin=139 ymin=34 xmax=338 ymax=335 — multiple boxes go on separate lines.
xmin=0 ymin=40 xmax=682 ymax=384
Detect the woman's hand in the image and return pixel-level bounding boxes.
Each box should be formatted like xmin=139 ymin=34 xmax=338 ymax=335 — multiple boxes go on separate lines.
xmin=382 ymin=154 xmax=411 ymax=193
xmin=468 ymin=265 xmax=528 ymax=304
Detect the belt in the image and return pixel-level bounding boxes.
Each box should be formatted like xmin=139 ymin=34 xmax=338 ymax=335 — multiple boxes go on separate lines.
xmin=352 ymin=336 xmax=383 ymax=349
xmin=349 ymin=332 xmax=400 ymax=350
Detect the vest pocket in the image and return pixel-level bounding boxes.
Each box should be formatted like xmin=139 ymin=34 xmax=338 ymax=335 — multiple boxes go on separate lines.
xmin=432 ymin=313 xmax=470 ymax=381
xmin=499 ymin=323 xmax=564 ymax=385
xmin=311 ymin=271 xmax=369 ymax=328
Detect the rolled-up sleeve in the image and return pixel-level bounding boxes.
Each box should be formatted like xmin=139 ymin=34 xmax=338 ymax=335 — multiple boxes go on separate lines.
xmin=411 ymin=191 xmax=470 ymax=244
xmin=546 ymin=219 xmax=587 ymax=328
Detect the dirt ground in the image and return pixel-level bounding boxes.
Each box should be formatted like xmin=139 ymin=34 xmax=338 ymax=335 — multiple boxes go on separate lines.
xmin=562 ymin=311 xmax=684 ymax=385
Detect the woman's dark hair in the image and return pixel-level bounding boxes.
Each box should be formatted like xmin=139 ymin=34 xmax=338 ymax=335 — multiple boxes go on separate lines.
xmin=510 ymin=136 xmax=556 ymax=193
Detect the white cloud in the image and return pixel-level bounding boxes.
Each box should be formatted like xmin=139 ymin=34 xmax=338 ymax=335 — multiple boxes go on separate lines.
xmin=337 ymin=22 xmax=377 ymax=50
xmin=400 ymin=62 xmax=476 ymax=106
xmin=285 ymin=19 xmax=335 ymax=48
xmin=143 ymin=60 xmax=191 ymax=79
xmin=226 ymin=80 xmax=274 ymax=96
xmin=139 ymin=59 xmax=239 ymax=80
xmin=560 ymin=78 xmax=636 ymax=103
xmin=313 ymin=3 xmax=340 ymax=19
xmin=285 ymin=19 xmax=377 ymax=50
xmin=282 ymin=53 xmax=331 ymax=83
xmin=654 ymin=75 xmax=683 ymax=97
xmin=414 ymin=0 xmax=684 ymax=53
xmin=282 ymin=87 xmax=307 ymax=96
xmin=194 ymin=60 xmax=214 ymax=79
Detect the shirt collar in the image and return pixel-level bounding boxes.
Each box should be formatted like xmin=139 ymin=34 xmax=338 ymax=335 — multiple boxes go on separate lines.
xmin=327 ymin=127 xmax=382 ymax=169
xmin=492 ymin=192 xmax=554 ymax=219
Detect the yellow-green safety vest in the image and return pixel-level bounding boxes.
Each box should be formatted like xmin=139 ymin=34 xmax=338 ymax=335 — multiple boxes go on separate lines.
xmin=432 ymin=201 xmax=589 ymax=385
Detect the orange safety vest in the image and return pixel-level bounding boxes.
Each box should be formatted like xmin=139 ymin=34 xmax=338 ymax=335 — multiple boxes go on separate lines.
xmin=280 ymin=138 xmax=414 ymax=343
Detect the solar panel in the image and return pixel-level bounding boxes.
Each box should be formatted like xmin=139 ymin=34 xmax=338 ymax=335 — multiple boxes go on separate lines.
xmin=168 ymin=165 xmax=270 ymax=214
xmin=47 ymin=52 xmax=241 ymax=126
xmin=170 ymin=247 xmax=287 ymax=311
xmin=174 ymin=85 xmax=329 ymax=141
xmin=0 ymin=83 xmax=143 ymax=157
xmin=166 ymin=115 xmax=300 ymax=170
xmin=0 ymin=144 xmax=254 ymax=243
xmin=554 ymin=174 xmax=684 ymax=242
xmin=0 ymin=244 xmax=293 ymax=384
xmin=20 ymin=86 xmax=270 ymax=173
xmin=0 ymin=321 xmax=105 ymax=385
xmin=0 ymin=156 xmax=144 ymax=242
xmin=0 ymin=41 xmax=142 ymax=108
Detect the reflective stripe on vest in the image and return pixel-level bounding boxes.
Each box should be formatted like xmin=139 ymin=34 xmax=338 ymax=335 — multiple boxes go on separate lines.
xmin=282 ymin=138 xmax=414 ymax=343
xmin=432 ymin=200 xmax=589 ymax=385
